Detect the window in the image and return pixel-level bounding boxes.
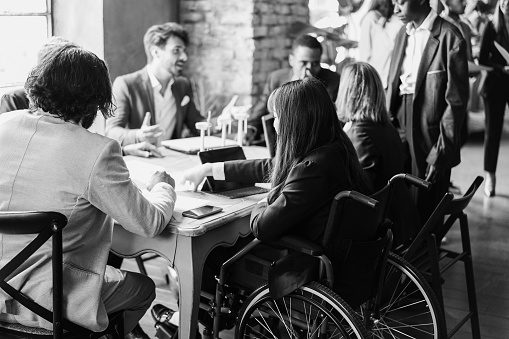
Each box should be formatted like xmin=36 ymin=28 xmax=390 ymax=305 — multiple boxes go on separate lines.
xmin=0 ymin=0 xmax=51 ymax=93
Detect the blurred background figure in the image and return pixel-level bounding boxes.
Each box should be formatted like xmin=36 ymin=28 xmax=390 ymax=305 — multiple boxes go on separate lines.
xmin=0 ymin=37 xmax=77 ymax=114
xmin=478 ymin=0 xmax=509 ymax=197
xmin=358 ymin=0 xmax=403 ymax=88
xmin=248 ymin=34 xmax=340 ymax=143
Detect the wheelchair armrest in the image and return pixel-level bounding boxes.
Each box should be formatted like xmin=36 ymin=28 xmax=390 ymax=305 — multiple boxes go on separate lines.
xmin=268 ymin=235 xmax=324 ymax=256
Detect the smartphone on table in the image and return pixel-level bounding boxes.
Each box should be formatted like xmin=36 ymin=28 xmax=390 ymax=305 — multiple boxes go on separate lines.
xmin=182 ymin=205 xmax=223 ymax=219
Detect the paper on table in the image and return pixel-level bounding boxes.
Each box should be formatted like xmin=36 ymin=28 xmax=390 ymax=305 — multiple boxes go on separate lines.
xmin=494 ymin=41 xmax=509 ymax=64
xmin=125 ymin=159 xmax=166 ymax=189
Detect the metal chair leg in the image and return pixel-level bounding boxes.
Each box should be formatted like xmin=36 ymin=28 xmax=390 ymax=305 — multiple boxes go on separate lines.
xmin=460 ymin=214 xmax=481 ymax=339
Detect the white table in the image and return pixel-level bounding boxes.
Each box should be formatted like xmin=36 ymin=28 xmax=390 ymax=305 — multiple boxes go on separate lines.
xmin=110 ymin=146 xmax=269 ymax=339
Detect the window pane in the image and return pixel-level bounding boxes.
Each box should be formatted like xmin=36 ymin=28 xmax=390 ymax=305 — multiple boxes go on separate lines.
xmin=0 ymin=16 xmax=47 ymax=86
xmin=0 ymin=0 xmax=47 ymax=14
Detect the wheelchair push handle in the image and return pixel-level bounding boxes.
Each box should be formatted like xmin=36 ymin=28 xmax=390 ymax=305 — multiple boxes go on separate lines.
xmin=390 ymin=173 xmax=431 ymax=190
xmin=335 ymin=190 xmax=378 ymax=209
xmin=404 ymin=174 xmax=431 ymax=189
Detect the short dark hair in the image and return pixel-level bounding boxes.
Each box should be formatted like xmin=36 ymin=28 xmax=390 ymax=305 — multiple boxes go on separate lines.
xmin=25 ymin=44 xmax=113 ymax=129
xmin=143 ymin=22 xmax=189 ymax=62
xmin=292 ymin=34 xmax=323 ymax=54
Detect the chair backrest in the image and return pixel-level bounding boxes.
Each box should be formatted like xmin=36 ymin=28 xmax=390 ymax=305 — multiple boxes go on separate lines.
xmin=261 ymin=113 xmax=276 ymax=158
xmin=322 ymin=191 xmax=380 ymax=247
xmin=372 ymin=173 xmax=428 ymax=247
xmin=403 ymin=176 xmax=484 ymax=262
xmin=0 ymin=211 xmax=67 ymax=338
xmin=436 ymin=175 xmax=484 ymax=242
xmin=321 ymin=191 xmax=394 ymax=307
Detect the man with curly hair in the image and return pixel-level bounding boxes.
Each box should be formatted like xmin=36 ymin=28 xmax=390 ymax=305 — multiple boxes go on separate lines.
xmin=0 ymin=44 xmax=176 ymax=339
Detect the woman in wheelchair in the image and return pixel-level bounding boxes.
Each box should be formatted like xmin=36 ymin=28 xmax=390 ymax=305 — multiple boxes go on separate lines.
xmin=182 ymin=77 xmax=376 ymax=336
xmin=182 ymin=77 xmax=447 ymax=339
xmin=185 ymin=76 xmax=369 ymax=244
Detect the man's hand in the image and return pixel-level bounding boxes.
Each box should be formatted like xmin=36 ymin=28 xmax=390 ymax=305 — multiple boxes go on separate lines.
xmin=123 ymin=142 xmax=163 ymax=158
xmin=147 ymin=171 xmax=175 ymax=190
xmin=137 ymin=112 xmax=163 ymax=145
xmin=180 ymin=163 xmax=212 ymax=191
xmin=425 ymin=163 xmax=438 ymax=183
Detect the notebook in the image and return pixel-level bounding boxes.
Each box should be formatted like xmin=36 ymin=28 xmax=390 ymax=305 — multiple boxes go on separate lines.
xmin=198 ymin=146 xmax=269 ymax=199
xmin=162 ymin=136 xmax=237 ymax=155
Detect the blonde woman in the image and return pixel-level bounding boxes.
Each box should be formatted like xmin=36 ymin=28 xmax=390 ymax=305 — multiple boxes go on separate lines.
xmin=337 ymin=62 xmax=419 ymax=246
xmin=337 ymin=62 xmax=404 ymax=191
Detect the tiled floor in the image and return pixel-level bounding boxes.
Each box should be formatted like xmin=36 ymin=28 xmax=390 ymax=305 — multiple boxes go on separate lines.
xmin=127 ymin=132 xmax=509 ymax=338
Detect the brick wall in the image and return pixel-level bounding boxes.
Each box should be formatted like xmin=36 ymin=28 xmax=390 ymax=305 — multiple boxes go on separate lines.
xmin=181 ymin=0 xmax=309 ymax=113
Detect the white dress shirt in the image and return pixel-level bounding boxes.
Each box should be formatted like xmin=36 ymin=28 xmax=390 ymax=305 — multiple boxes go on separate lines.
xmin=147 ymin=66 xmax=177 ymax=140
xmin=399 ymin=10 xmax=438 ymax=95
xmin=212 ymin=162 xmax=226 ymax=180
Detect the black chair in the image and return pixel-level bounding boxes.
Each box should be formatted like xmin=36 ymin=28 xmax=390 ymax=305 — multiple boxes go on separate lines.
xmin=261 ymin=113 xmax=276 ymax=158
xmin=371 ymin=173 xmax=429 ymax=247
xmin=399 ymin=176 xmax=484 ymax=339
xmin=0 ymin=211 xmax=124 ymax=339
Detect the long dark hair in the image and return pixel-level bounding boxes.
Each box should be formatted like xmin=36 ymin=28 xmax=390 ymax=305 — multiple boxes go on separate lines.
xmin=25 ymin=44 xmax=113 ymax=129
xmin=269 ymin=77 xmax=368 ymax=198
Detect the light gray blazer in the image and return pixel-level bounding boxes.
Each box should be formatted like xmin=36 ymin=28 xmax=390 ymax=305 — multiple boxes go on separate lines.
xmin=0 ymin=110 xmax=176 ymax=331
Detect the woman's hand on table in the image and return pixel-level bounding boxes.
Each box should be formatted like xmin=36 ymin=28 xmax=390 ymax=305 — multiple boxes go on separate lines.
xmin=122 ymin=142 xmax=163 ymax=158
xmin=147 ymin=171 xmax=175 ymax=190
xmin=181 ymin=163 xmax=212 ymax=191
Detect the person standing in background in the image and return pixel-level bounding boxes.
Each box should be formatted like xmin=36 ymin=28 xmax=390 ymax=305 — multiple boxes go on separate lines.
xmin=478 ymin=0 xmax=509 ymax=197
xmin=358 ymin=0 xmax=403 ymax=88
xmin=387 ymin=0 xmax=469 ymax=220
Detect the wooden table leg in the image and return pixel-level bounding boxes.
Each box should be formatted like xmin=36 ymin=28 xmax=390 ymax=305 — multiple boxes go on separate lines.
xmin=174 ymin=235 xmax=204 ymax=339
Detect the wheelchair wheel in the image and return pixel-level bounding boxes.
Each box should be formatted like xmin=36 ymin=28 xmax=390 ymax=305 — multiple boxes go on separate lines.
xmin=236 ymin=281 xmax=368 ymax=338
xmin=360 ymin=253 xmax=446 ymax=338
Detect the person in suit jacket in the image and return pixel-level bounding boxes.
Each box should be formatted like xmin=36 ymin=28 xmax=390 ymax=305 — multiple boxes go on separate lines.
xmin=0 ymin=45 xmax=176 ymax=338
xmin=247 ymin=34 xmax=340 ymax=141
xmin=478 ymin=0 xmax=509 ymax=197
xmin=0 ymin=88 xmax=28 ymax=113
xmin=183 ymin=78 xmax=369 ymax=303
xmin=337 ymin=62 xmax=405 ymax=191
xmin=337 ymin=62 xmax=420 ymax=246
xmin=387 ymin=0 xmax=469 ymax=220
xmin=105 ymin=22 xmax=203 ymax=156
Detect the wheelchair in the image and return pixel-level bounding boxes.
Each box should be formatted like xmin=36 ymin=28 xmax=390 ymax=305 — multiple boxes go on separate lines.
xmin=197 ymin=186 xmax=446 ymax=339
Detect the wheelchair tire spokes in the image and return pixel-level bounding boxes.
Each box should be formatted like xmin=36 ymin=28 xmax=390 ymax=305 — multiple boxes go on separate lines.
xmin=358 ymin=253 xmax=446 ymax=338
xmin=237 ymin=282 xmax=368 ymax=338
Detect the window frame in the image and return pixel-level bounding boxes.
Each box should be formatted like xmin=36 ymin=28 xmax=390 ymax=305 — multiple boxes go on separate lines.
xmin=0 ymin=0 xmax=52 ymax=90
